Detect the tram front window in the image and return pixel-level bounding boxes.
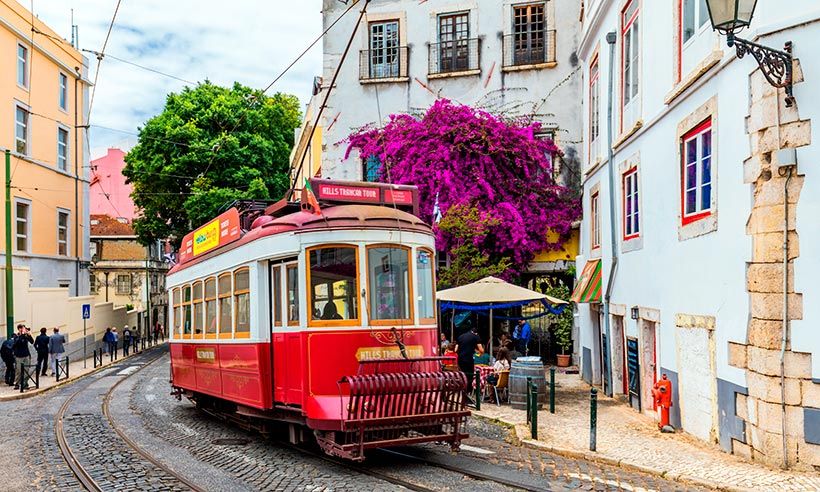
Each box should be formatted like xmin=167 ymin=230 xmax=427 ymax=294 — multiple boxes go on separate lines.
xmin=417 ymin=249 xmax=435 ymax=322
xmin=308 ymin=246 xmax=358 ymax=323
xmin=367 ymin=246 xmax=411 ymax=322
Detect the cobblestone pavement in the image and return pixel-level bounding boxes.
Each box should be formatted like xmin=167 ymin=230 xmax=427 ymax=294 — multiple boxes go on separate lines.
xmin=476 ymin=371 xmax=820 ymax=491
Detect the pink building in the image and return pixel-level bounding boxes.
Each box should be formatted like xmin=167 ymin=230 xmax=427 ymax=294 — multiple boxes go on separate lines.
xmin=90 ymin=148 xmax=136 ymax=220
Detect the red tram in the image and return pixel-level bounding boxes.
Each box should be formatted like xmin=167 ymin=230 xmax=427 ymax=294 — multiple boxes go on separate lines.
xmin=167 ymin=180 xmax=469 ymax=460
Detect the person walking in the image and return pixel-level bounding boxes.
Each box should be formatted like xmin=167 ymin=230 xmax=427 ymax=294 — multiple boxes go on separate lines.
xmin=1 ymin=333 xmax=16 ymax=385
xmin=34 ymin=328 xmax=50 ymax=377
xmin=48 ymin=327 xmax=66 ymax=377
xmin=112 ymin=327 xmax=119 ymax=356
xmin=513 ymin=319 xmax=532 ymax=356
xmin=102 ymin=327 xmax=114 ymax=354
xmin=13 ymin=325 xmax=34 ymax=390
xmin=122 ymin=325 xmax=132 ymax=356
xmin=132 ymin=326 xmax=141 ymax=352
xmin=455 ymin=325 xmax=481 ymax=405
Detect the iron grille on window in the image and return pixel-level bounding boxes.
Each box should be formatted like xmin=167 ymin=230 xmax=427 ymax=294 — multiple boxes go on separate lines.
xmin=429 ymin=38 xmax=480 ymax=75
xmin=503 ymin=3 xmax=556 ymax=67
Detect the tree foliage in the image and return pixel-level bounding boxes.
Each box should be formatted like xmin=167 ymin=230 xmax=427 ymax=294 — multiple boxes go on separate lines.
xmin=346 ymin=99 xmax=581 ymax=281
xmin=123 ymin=81 xmax=301 ymax=245
xmin=543 ymin=279 xmax=573 ymax=353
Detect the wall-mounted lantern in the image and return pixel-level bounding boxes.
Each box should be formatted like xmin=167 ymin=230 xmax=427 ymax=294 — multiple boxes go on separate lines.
xmin=630 ymin=306 xmax=639 ymax=320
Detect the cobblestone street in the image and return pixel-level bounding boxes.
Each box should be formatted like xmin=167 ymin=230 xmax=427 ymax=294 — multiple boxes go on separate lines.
xmin=0 ymin=346 xmax=712 ymax=491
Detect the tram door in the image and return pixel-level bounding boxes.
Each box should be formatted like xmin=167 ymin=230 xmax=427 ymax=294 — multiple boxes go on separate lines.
xmin=270 ymin=258 xmax=300 ymax=404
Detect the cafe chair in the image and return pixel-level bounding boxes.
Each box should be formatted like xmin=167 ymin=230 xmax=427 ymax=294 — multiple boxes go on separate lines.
xmin=488 ymin=370 xmax=510 ymax=406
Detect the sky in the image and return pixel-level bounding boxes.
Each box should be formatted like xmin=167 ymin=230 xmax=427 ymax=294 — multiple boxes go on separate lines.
xmin=21 ymin=0 xmax=324 ymax=158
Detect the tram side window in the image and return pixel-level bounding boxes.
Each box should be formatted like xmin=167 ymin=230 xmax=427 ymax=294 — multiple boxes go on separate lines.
xmin=367 ymin=246 xmax=411 ymax=322
xmin=286 ymin=265 xmax=299 ymax=325
xmin=192 ymin=281 xmax=203 ymax=336
xmin=182 ymin=285 xmax=192 ymax=337
xmin=234 ymin=268 xmax=250 ymax=338
xmin=205 ymin=277 xmax=217 ymax=337
xmin=172 ymin=288 xmax=181 ymax=339
xmin=417 ymin=249 xmax=436 ymax=322
xmin=308 ymin=246 xmax=359 ymax=324
xmin=218 ymin=273 xmax=232 ymax=337
xmin=271 ymin=265 xmax=282 ymax=327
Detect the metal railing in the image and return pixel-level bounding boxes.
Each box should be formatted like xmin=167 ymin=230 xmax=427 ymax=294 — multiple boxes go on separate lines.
xmin=359 ymin=46 xmax=409 ymax=81
xmin=55 ymin=356 xmax=69 ymax=382
xmin=428 ymin=38 xmax=480 ymax=75
xmin=502 ymin=30 xmax=556 ymax=67
xmin=20 ymin=364 xmax=39 ymax=392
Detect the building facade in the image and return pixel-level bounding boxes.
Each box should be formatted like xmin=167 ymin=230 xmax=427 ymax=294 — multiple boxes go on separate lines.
xmin=0 ymin=0 xmax=91 ymax=299
xmin=90 ymin=148 xmax=136 ymax=221
xmin=574 ymin=0 xmax=820 ymax=469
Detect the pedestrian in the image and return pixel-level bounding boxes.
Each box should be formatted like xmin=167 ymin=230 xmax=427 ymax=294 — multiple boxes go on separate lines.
xmin=48 ymin=327 xmax=66 ymax=377
xmin=154 ymin=322 xmax=162 ymax=343
xmin=132 ymin=326 xmax=141 ymax=352
xmin=122 ymin=325 xmax=132 ymax=356
xmin=455 ymin=325 xmax=481 ymax=405
xmin=112 ymin=327 xmax=119 ymax=355
xmin=13 ymin=324 xmax=34 ymax=390
xmin=1 ymin=333 xmax=16 ymax=385
xmin=513 ymin=319 xmax=532 ymax=356
xmin=34 ymin=327 xmax=50 ymax=377
xmin=102 ymin=327 xmax=114 ymax=354
xmin=439 ymin=332 xmax=449 ymax=353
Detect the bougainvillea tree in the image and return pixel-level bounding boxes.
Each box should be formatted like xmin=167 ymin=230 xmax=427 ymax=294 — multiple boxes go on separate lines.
xmin=346 ymin=99 xmax=581 ymax=282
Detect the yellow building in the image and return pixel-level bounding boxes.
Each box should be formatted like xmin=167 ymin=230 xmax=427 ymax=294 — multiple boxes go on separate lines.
xmin=289 ymin=79 xmax=324 ymax=189
xmin=0 ymin=0 xmax=91 ymax=298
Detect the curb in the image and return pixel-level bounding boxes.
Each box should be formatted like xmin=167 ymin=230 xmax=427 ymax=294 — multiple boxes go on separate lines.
xmin=0 ymin=344 xmax=166 ymax=402
xmin=472 ymin=411 xmax=740 ymax=492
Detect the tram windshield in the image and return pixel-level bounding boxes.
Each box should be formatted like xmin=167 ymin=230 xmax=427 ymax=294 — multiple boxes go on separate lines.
xmin=416 ymin=249 xmax=435 ymax=321
xmin=309 ymin=246 xmax=359 ymax=322
xmin=367 ymin=246 xmax=411 ymax=322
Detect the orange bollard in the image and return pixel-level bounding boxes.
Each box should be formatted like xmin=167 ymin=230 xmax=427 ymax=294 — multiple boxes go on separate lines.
xmin=652 ymin=374 xmax=675 ymax=433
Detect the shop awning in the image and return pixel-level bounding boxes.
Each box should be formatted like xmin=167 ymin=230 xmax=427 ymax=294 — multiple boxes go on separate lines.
xmin=571 ymin=259 xmax=602 ymax=303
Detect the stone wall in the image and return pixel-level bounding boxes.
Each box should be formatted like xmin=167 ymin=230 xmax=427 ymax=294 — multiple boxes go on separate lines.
xmin=729 ymin=66 xmax=819 ymax=470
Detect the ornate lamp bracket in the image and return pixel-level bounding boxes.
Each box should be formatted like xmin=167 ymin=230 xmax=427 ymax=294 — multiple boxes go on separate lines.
xmin=727 ymin=33 xmax=795 ymax=107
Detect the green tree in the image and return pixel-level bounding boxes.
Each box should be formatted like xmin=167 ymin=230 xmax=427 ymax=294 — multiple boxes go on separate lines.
xmin=123 ymin=81 xmax=301 ymax=245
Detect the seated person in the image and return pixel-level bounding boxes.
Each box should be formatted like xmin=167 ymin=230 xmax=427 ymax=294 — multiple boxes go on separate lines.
xmin=321 ymin=302 xmax=343 ymax=320
xmin=487 ymin=347 xmax=512 ymax=402
xmin=473 ymin=343 xmax=490 ymax=365
xmin=442 ymin=342 xmax=458 ymax=370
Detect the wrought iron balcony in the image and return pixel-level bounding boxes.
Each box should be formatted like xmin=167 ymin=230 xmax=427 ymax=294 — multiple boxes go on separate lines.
xmin=359 ymin=46 xmax=409 ymax=82
xmin=428 ymin=38 xmax=481 ymax=76
xmin=502 ymin=30 xmax=556 ymax=68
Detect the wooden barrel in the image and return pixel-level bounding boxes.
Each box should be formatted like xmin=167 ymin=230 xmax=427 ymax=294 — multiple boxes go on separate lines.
xmin=509 ymin=356 xmax=547 ymax=410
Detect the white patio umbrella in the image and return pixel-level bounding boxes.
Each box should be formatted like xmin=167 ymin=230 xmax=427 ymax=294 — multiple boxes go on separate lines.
xmin=437 ymin=276 xmax=568 ymax=356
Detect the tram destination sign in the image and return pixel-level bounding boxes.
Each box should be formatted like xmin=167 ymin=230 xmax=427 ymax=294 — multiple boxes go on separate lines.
xmin=179 ymin=208 xmax=242 ymax=264
xmin=315 ymin=182 xmax=380 ymax=203
xmin=310 ymin=179 xmax=419 ymax=216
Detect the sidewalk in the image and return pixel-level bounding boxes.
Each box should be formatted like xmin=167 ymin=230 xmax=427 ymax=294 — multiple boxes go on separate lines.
xmin=0 ymin=342 xmax=166 ymax=402
xmin=474 ymin=370 xmax=820 ymax=491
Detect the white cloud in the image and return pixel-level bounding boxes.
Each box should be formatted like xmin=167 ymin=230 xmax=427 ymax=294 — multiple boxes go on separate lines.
xmin=23 ymin=0 xmax=323 ymax=150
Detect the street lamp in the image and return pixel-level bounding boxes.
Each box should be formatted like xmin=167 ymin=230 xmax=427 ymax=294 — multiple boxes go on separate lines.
xmin=705 ymin=0 xmax=795 ymax=106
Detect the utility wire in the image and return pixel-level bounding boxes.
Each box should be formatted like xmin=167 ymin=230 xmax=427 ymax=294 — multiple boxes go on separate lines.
xmin=87 ymin=0 xmax=123 ymax=124
xmin=82 ymin=49 xmax=197 ymax=85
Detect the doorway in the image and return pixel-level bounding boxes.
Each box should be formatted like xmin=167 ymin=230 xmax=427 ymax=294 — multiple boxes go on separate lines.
xmin=677 ymin=326 xmax=717 ymax=442
xmin=640 ymin=320 xmax=657 ymax=416
xmin=591 ymin=305 xmax=603 ymax=386
xmin=611 ymin=315 xmax=626 ymax=395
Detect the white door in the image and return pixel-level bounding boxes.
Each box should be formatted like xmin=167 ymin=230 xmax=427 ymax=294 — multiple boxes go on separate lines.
xmin=676 ymin=326 xmax=717 ymax=442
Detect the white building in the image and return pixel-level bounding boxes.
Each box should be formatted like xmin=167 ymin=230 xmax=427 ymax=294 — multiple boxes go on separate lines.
xmin=315 ymin=0 xmax=583 ymax=188
xmin=574 ymin=0 xmax=820 ymax=469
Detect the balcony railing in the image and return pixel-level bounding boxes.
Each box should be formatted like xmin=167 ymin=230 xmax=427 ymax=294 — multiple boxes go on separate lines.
xmin=428 ymin=38 xmax=481 ymax=76
xmin=502 ymin=30 xmax=556 ymax=68
xmin=359 ymin=46 xmax=409 ymax=82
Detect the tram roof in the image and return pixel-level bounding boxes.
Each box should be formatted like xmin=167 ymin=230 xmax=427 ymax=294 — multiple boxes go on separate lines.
xmin=168 ymin=204 xmax=432 ymax=274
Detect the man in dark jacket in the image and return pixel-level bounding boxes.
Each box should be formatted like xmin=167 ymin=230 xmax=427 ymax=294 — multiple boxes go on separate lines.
xmin=455 ymin=325 xmax=481 ymax=405
xmin=13 ymin=324 xmax=34 ymax=390
xmin=122 ymin=326 xmax=131 ymax=356
xmin=48 ymin=327 xmax=66 ymax=377
xmin=1 ymin=334 xmax=15 ymax=385
xmin=34 ymin=327 xmax=50 ymax=377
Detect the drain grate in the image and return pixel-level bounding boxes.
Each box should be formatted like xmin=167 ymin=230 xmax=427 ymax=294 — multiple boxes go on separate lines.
xmin=211 ymin=438 xmax=251 ymax=446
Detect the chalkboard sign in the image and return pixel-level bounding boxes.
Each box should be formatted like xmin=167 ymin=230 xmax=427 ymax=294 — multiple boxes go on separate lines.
xmin=626 ymin=337 xmax=641 ymax=411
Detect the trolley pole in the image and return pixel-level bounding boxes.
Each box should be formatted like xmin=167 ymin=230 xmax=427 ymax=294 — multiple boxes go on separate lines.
xmin=4 ymin=149 xmax=13 ymax=340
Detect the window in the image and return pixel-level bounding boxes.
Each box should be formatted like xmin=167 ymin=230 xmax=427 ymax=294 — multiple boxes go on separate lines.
xmin=89 ymin=273 xmax=98 ymax=294
xmin=308 ymin=246 xmax=359 ymax=325
xmin=681 ymin=119 xmax=713 ymax=224
xmin=369 ymin=20 xmax=400 ymax=78
xmin=438 ymin=12 xmax=470 ymax=72
xmin=234 ymin=268 xmax=250 ymax=337
xmin=15 ymin=200 xmax=30 ymax=252
xmin=682 ymin=0 xmax=709 ymax=44
xmin=59 ymin=73 xmax=68 ymax=111
xmin=621 ymin=0 xmax=640 ymax=130
xmin=182 ymin=284 xmax=192 ymax=337
xmin=367 ymin=245 xmax=411 ymax=324
xmin=589 ymin=56 xmax=601 ymax=163
xmin=15 ymin=106 xmax=29 ymax=155
xmin=218 ymin=273 xmax=232 ymax=337
xmin=205 ymin=277 xmax=217 ymax=337
xmin=192 ymin=281 xmax=204 ymax=336
xmin=286 ymin=264 xmax=299 ymax=325
xmin=362 ymin=155 xmax=381 ymax=182
xmin=57 ymin=210 xmax=69 ymax=256
xmin=591 ymin=191 xmax=600 ymax=249
xmin=417 ymin=249 xmax=436 ymax=322
xmin=116 ymin=274 xmax=132 ymax=295
xmin=172 ymin=288 xmax=181 ymax=338
xmin=512 ymin=3 xmax=547 ymax=65
xmin=271 ymin=265 xmax=282 ymax=327
xmin=17 ymin=44 xmax=27 ymax=88
xmin=623 ymin=169 xmax=640 ymax=239
xmin=57 ymin=127 xmax=69 ymax=171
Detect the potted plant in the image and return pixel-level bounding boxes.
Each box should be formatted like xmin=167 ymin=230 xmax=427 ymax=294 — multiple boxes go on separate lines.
xmin=545 ymin=280 xmax=574 ymax=367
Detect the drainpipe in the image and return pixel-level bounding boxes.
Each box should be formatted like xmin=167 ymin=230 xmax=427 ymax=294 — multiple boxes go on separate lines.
xmin=602 ymin=31 xmax=618 ymax=397
xmin=779 ymin=165 xmax=793 ymax=469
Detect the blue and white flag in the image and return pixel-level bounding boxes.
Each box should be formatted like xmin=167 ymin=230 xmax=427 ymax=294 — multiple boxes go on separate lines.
xmin=432 ymin=192 xmax=442 ymax=224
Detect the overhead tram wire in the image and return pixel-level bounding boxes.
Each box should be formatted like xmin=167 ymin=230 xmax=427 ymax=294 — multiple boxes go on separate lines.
xmin=87 ymin=0 xmax=124 ymax=122
xmin=288 ymin=0 xmax=371 ymax=199
xmin=81 ymin=49 xmax=197 ymax=85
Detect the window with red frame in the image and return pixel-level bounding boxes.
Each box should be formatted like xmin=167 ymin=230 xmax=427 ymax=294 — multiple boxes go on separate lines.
xmin=623 ymin=168 xmax=639 ymax=239
xmin=681 ymin=119 xmax=712 ymax=224
xmin=591 ymin=191 xmax=601 ymax=249
xmin=621 ymin=0 xmax=640 ymax=131
xmin=589 ymin=55 xmax=601 ymax=163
